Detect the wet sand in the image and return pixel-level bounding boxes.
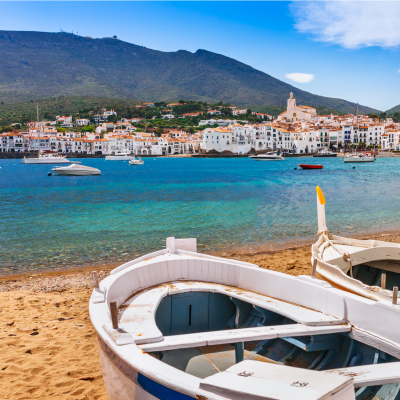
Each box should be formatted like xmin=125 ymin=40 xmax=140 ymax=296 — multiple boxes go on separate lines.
xmin=2 ymin=231 xmax=400 ymax=399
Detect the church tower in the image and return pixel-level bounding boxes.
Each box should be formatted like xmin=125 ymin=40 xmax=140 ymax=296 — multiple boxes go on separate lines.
xmin=287 ymin=92 xmax=296 ymax=110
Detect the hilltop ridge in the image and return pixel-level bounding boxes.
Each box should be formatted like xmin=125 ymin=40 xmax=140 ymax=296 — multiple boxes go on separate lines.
xmin=0 ymin=30 xmax=379 ymax=114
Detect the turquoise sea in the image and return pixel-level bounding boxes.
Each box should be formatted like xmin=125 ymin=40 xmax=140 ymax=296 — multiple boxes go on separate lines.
xmin=1 ymin=156 xmax=399 ymax=275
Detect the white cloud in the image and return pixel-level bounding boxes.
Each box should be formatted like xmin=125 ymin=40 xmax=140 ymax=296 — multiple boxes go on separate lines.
xmin=285 ymin=73 xmax=315 ymax=83
xmin=291 ymin=2 xmax=400 ymax=49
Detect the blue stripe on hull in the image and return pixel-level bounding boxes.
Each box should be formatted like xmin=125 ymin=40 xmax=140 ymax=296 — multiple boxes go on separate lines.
xmin=138 ymin=373 xmax=194 ymax=400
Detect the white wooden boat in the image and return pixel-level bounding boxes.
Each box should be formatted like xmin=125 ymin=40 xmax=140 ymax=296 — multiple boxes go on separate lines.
xmin=52 ymin=163 xmax=101 ymax=176
xmin=129 ymin=157 xmax=144 ymax=165
xmin=105 ymin=151 xmax=134 ymax=161
xmin=312 ymin=186 xmax=400 ymax=302
xmin=249 ymin=152 xmax=285 ymax=161
xmin=89 ymin=237 xmax=400 ymax=400
xmin=343 ymin=153 xmax=375 ymax=163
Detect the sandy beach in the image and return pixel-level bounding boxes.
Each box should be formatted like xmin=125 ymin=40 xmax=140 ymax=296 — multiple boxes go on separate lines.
xmin=2 ymin=230 xmax=400 ymax=399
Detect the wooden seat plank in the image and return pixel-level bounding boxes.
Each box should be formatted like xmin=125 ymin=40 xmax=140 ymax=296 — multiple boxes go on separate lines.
xmin=139 ymin=323 xmax=351 ymax=352
xmin=326 ymin=362 xmax=400 ymax=388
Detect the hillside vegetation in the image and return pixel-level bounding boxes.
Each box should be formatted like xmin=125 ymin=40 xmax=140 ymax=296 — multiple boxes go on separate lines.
xmin=0 ymin=96 xmax=140 ymax=126
xmin=0 ymin=31 xmax=379 ymax=114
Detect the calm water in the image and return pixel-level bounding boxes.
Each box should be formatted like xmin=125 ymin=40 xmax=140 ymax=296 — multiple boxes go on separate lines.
xmin=1 ymin=156 xmax=399 ymax=275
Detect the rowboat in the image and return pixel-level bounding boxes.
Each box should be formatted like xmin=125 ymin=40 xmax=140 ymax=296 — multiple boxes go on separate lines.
xmin=299 ymin=164 xmax=323 ymax=169
xmin=90 ymin=237 xmax=400 ymax=400
xmin=312 ymin=186 xmax=400 ymax=302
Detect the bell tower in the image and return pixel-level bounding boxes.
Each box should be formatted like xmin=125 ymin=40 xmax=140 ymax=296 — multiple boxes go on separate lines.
xmin=287 ymin=92 xmax=296 ymax=110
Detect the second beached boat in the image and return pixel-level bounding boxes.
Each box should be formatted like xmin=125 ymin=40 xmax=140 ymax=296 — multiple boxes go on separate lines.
xmin=312 ymin=186 xmax=400 ymax=302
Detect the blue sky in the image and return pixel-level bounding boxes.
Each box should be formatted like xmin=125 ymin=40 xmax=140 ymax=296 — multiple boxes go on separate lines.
xmin=1 ymin=1 xmax=399 ymax=111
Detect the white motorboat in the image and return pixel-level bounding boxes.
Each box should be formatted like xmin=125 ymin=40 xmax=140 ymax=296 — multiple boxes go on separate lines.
xmin=52 ymin=163 xmax=101 ymax=176
xmin=313 ymin=149 xmax=338 ymax=158
xmin=343 ymin=153 xmax=375 ymax=163
xmin=90 ymin=237 xmax=400 ymax=400
xmin=312 ymin=186 xmax=400 ymax=302
xmin=105 ymin=150 xmax=133 ymax=161
xmin=23 ymin=152 xmax=71 ymax=164
xmin=129 ymin=157 xmax=144 ymax=165
xmin=249 ymin=151 xmax=285 ymax=161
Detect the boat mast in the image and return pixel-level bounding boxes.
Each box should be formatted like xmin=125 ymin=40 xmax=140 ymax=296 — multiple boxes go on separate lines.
xmin=37 ymin=104 xmax=41 ymax=157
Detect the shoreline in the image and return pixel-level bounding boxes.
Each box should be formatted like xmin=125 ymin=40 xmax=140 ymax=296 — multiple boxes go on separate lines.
xmin=2 ymin=227 xmax=400 ymax=285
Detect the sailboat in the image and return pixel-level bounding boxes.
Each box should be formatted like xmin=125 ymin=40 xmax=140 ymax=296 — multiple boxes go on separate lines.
xmin=22 ymin=105 xmax=71 ymax=164
xmin=312 ymin=186 xmax=400 ymax=302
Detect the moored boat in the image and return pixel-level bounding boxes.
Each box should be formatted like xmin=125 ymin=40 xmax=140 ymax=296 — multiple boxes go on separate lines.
xmin=90 ymin=237 xmax=400 ymax=400
xmin=312 ymin=186 xmax=400 ymax=302
xmin=343 ymin=153 xmax=375 ymax=163
xmin=249 ymin=152 xmax=285 ymax=161
xmin=52 ymin=163 xmax=101 ymax=176
xmin=129 ymin=157 xmax=144 ymax=165
xmin=23 ymin=152 xmax=71 ymax=164
xmin=105 ymin=150 xmax=134 ymax=161
xmin=313 ymin=149 xmax=338 ymax=158
xmin=22 ymin=106 xmax=71 ymax=164
xmin=299 ymin=164 xmax=323 ymax=169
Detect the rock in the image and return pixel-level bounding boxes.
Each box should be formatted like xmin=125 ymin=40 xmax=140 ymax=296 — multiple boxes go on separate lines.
xmin=25 ymin=349 xmax=32 ymax=354
xmin=78 ymin=377 xmax=94 ymax=381
xmin=6 ymin=322 xmax=14 ymax=326
xmin=8 ymin=333 xmax=16 ymax=336
xmin=30 ymin=332 xmax=39 ymax=336
xmin=57 ymin=317 xmax=65 ymax=321
xmin=32 ymin=328 xmax=38 ymax=331
xmin=51 ymin=326 xmax=58 ymax=330
xmin=85 ymin=334 xmax=91 ymax=337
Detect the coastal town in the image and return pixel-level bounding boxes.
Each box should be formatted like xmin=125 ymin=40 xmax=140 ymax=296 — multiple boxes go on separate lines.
xmin=1 ymin=93 xmax=399 ymax=157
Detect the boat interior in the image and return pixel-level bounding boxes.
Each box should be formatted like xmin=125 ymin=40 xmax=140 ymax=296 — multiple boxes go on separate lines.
xmin=316 ymin=235 xmax=400 ymax=292
xmin=117 ymin=280 xmax=400 ymax=400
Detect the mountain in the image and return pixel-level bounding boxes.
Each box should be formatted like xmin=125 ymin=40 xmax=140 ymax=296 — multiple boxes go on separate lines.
xmin=386 ymin=105 xmax=400 ymax=114
xmin=0 ymin=30 xmax=380 ymax=114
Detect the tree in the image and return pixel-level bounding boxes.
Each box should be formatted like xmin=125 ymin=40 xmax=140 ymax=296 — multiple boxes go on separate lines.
xmin=82 ymin=125 xmax=95 ymax=133
xmin=155 ymin=127 xmax=164 ymax=137
xmin=168 ymin=146 xmax=171 ymax=154
xmin=107 ymin=114 xmax=118 ymax=123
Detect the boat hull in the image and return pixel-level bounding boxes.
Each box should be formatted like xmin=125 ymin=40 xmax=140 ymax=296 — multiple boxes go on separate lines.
xmin=129 ymin=161 xmax=144 ymax=165
xmin=249 ymin=156 xmax=285 ymax=161
xmin=299 ymin=164 xmax=323 ymax=169
xmin=22 ymin=157 xmax=71 ymax=164
xmin=53 ymin=166 xmax=101 ymax=175
xmin=313 ymin=154 xmax=337 ymax=157
xmin=343 ymin=157 xmax=375 ymax=163
xmin=105 ymin=156 xmax=133 ymax=161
